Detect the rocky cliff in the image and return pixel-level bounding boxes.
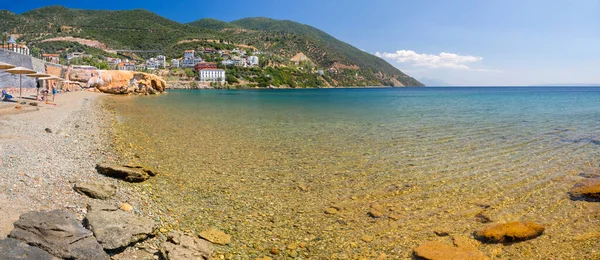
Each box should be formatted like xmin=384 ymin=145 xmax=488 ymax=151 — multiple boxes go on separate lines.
xmin=68 ymin=69 xmax=166 ymax=95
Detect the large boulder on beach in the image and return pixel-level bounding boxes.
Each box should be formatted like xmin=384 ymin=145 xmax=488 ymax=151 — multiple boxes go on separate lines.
xmin=95 ymin=163 xmax=157 ymax=182
xmin=0 ymin=238 xmax=59 ymax=260
xmin=159 ymin=231 xmax=213 ymax=260
xmin=569 ymin=178 xmax=600 ymax=200
xmin=8 ymin=209 xmax=108 ymax=260
xmin=74 ymin=181 xmax=117 ymax=200
xmin=69 ymin=69 xmax=166 ymax=94
xmin=473 ymin=221 xmax=545 ymax=243
xmin=413 ymin=241 xmax=489 ymax=260
xmin=85 ymin=201 xmax=156 ymax=250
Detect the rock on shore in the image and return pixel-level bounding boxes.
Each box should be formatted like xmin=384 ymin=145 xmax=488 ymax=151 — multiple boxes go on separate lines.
xmin=0 ymin=238 xmax=59 ymax=260
xmin=473 ymin=221 xmax=545 ymax=243
xmin=8 ymin=209 xmax=108 ymax=260
xmin=73 ymin=181 xmax=117 ymax=200
xmin=160 ymin=231 xmax=214 ymax=260
xmin=95 ymin=164 xmax=157 ymax=182
xmin=85 ymin=201 xmax=156 ymax=251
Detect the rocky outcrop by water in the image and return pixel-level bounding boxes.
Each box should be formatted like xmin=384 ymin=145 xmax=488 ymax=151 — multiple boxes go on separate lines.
xmin=473 ymin=221 xmax=545 ymax=243
xmin=85 ymin=201 xmax=156 ymax=251
xmin=8 ymin=209 xmax=109 ymax=260
xmin=69 ymin=69 xmax=166 ymax=94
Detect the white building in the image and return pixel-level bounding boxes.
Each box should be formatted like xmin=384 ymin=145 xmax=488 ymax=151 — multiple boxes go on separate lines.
xmin=181 ymin=58 xmax=196 ymax=68
xmin=221 ymin=60 xmax=235 ymax=66
xmin=184 ymin=50 xmax=195 ymax=59
xmin=156 ymin=55 xmax=166 ymax=68
xmin=199 ymin=69 xmax=225 ymax=83
xmin=248 ymin=56 xmax=259 ymax=67
xmin=171 ymin=59 xmax=179 ymax=68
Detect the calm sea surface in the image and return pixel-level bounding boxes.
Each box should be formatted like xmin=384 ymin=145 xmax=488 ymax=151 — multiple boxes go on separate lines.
xmin=107 ymin=87 xmax=600 ymax=259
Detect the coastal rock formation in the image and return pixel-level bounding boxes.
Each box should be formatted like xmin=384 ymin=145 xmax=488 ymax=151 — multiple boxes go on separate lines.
xmin=95 ymin=164 xmax=157 ymax=182
xmin=8 ymin=210 xmax=108 ymax=260
xmin=69 ymin=69 xmax=166 ymax=94
xmin=199 ymin=228 xmax=231 ymax=245
xmin=73 ymin=181 xmax=117 ymax=200
xmin=413 ymin=241 xmax=489 ymax=260
xmin=569 ymin=179 xmax=600 ymax=200
xmin=159 ymin=231 xmax=214 ymax=260
xmin=85 ymin=201 xmax=156 ymax=250
xmin=473 ymin=221 xmax=545 ymax=243
xmin=0 ymin=238 xmax=59 ymax=260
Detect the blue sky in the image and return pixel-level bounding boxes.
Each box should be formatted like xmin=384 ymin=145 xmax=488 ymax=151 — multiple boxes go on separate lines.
xmin=2 ymin=0 xmax=599 ymax=86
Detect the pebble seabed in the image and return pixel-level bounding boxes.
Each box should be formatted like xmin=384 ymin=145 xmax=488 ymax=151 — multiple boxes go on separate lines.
xmin=105 ymin=94 xmax=600 ymax=259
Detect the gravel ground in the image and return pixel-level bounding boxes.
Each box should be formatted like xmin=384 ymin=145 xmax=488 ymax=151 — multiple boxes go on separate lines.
xmin=0 ymin=91 xmax=143 ymax=238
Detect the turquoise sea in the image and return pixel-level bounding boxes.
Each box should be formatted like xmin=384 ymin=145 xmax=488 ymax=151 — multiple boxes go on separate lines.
xmin=108 ymin=87 xmax=600 ymax=259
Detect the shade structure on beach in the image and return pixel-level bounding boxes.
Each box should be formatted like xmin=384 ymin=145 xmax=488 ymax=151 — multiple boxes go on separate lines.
xmin=25 ymin=72 xmax=52 ymax=78
xmin=38 ymin=76 xmax=65 ymax=81
xmin=0 ymin=62 xmax=16 ymax=70
xmin=4 ymin=67 xmax=36 ymax=104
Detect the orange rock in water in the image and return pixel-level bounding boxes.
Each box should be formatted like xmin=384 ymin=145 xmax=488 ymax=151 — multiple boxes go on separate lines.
xmin=414 ymin=241 xmax=489 ymax=260
xmin=474 ymin=221 xmax=545 ymax=243
xmin=570 ymin=179 xmax=600 ymax=199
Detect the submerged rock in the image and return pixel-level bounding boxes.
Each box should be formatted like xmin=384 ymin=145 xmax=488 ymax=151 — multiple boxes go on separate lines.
xmin=85 ymin=201 xmax=156 ymax=250
xmin=95 ymin=163 xmax=157 ymax=182
xmin=199 ymin=228 xmax=231 ymax=245
xmin=0 ymin=238 xmax=59 ymax=260
xmin=73 ymin=181 xmax=117 ymax=200
xmin=473 ymin=221 xmax=545 ymax=243
xmin=413 ymin=241 xmax=489 ymax=260
xmin=8 ymin=209 xmax=108 ymax=260
xmin=159 ymin=231 xmax=213 ymax=260
xmin=569 ymin=179 xmax=600 ymax=200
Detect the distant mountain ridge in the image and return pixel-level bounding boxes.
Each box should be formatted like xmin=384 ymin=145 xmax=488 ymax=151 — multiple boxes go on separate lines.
xmin=0 ymin=6 xmax=423 ymax=87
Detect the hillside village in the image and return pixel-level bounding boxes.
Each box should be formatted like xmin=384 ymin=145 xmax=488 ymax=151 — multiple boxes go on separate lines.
xmin=0 ymin=7 xmax=424 ymax=88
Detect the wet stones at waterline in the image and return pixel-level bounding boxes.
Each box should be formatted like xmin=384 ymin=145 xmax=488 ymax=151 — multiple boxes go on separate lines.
xmin=95 ymin=163 xmax=158 ymax=182
xmin=473 ymin=221 xmax=545 ymax=243
xmin=8 ymin=209 xmax=109 ymax=260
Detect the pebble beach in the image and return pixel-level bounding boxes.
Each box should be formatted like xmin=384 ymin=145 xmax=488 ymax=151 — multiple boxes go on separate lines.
xmin=0 ymin=91 xmax=149 ymax=239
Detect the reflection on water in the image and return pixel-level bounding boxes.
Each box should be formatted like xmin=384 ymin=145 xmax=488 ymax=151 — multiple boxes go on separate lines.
xmin=108 ymin=88 xmax=600 ymax=259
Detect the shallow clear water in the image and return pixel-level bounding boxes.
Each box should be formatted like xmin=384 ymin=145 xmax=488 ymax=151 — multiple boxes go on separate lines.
xmin=108 ymin=87 xmax=600 ymax=259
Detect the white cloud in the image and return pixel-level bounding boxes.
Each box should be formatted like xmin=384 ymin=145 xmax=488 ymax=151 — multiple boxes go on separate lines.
xmin=375 ymin=50 xmax=493 ymax=71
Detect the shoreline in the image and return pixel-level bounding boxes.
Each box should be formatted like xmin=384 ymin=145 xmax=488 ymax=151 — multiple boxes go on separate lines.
xmin=0 ymin=91 xmax=163 ymax=256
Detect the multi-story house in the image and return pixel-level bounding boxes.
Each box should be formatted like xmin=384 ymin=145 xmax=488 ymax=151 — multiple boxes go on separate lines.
xmin=198 ymin=69 xmax=226 ymax=83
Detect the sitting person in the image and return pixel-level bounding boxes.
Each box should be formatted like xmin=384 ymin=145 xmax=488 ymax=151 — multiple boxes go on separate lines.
xmin=1 ymin=89 xmax=13 ymax=101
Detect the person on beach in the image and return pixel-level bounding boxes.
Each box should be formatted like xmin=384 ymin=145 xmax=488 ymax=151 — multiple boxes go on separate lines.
xmin=52 ymin=82 xmax=57 ymax=102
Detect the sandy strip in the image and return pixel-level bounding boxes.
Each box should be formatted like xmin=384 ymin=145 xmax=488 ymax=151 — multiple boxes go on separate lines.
xmin=0 ymin=91 xmax=133 ymax=238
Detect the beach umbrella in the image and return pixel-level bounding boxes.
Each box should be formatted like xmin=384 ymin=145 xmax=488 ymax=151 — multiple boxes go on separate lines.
xmin=4 ymin=66 xmax=35 ymax=104
xmin=0 ymin=62 xmax=15 ymax=70
xmin=26 ymin=72 xmax=51 ymax=78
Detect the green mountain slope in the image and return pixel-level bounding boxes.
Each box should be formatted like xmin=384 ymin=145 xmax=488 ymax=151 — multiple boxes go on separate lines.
xmin=193 ymin=17 xmax=423 ymax=86
xmin=0 ymin=6 xmax=423 ymax=87
xmin=186 ymin=18 xmax=240 ymax=31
